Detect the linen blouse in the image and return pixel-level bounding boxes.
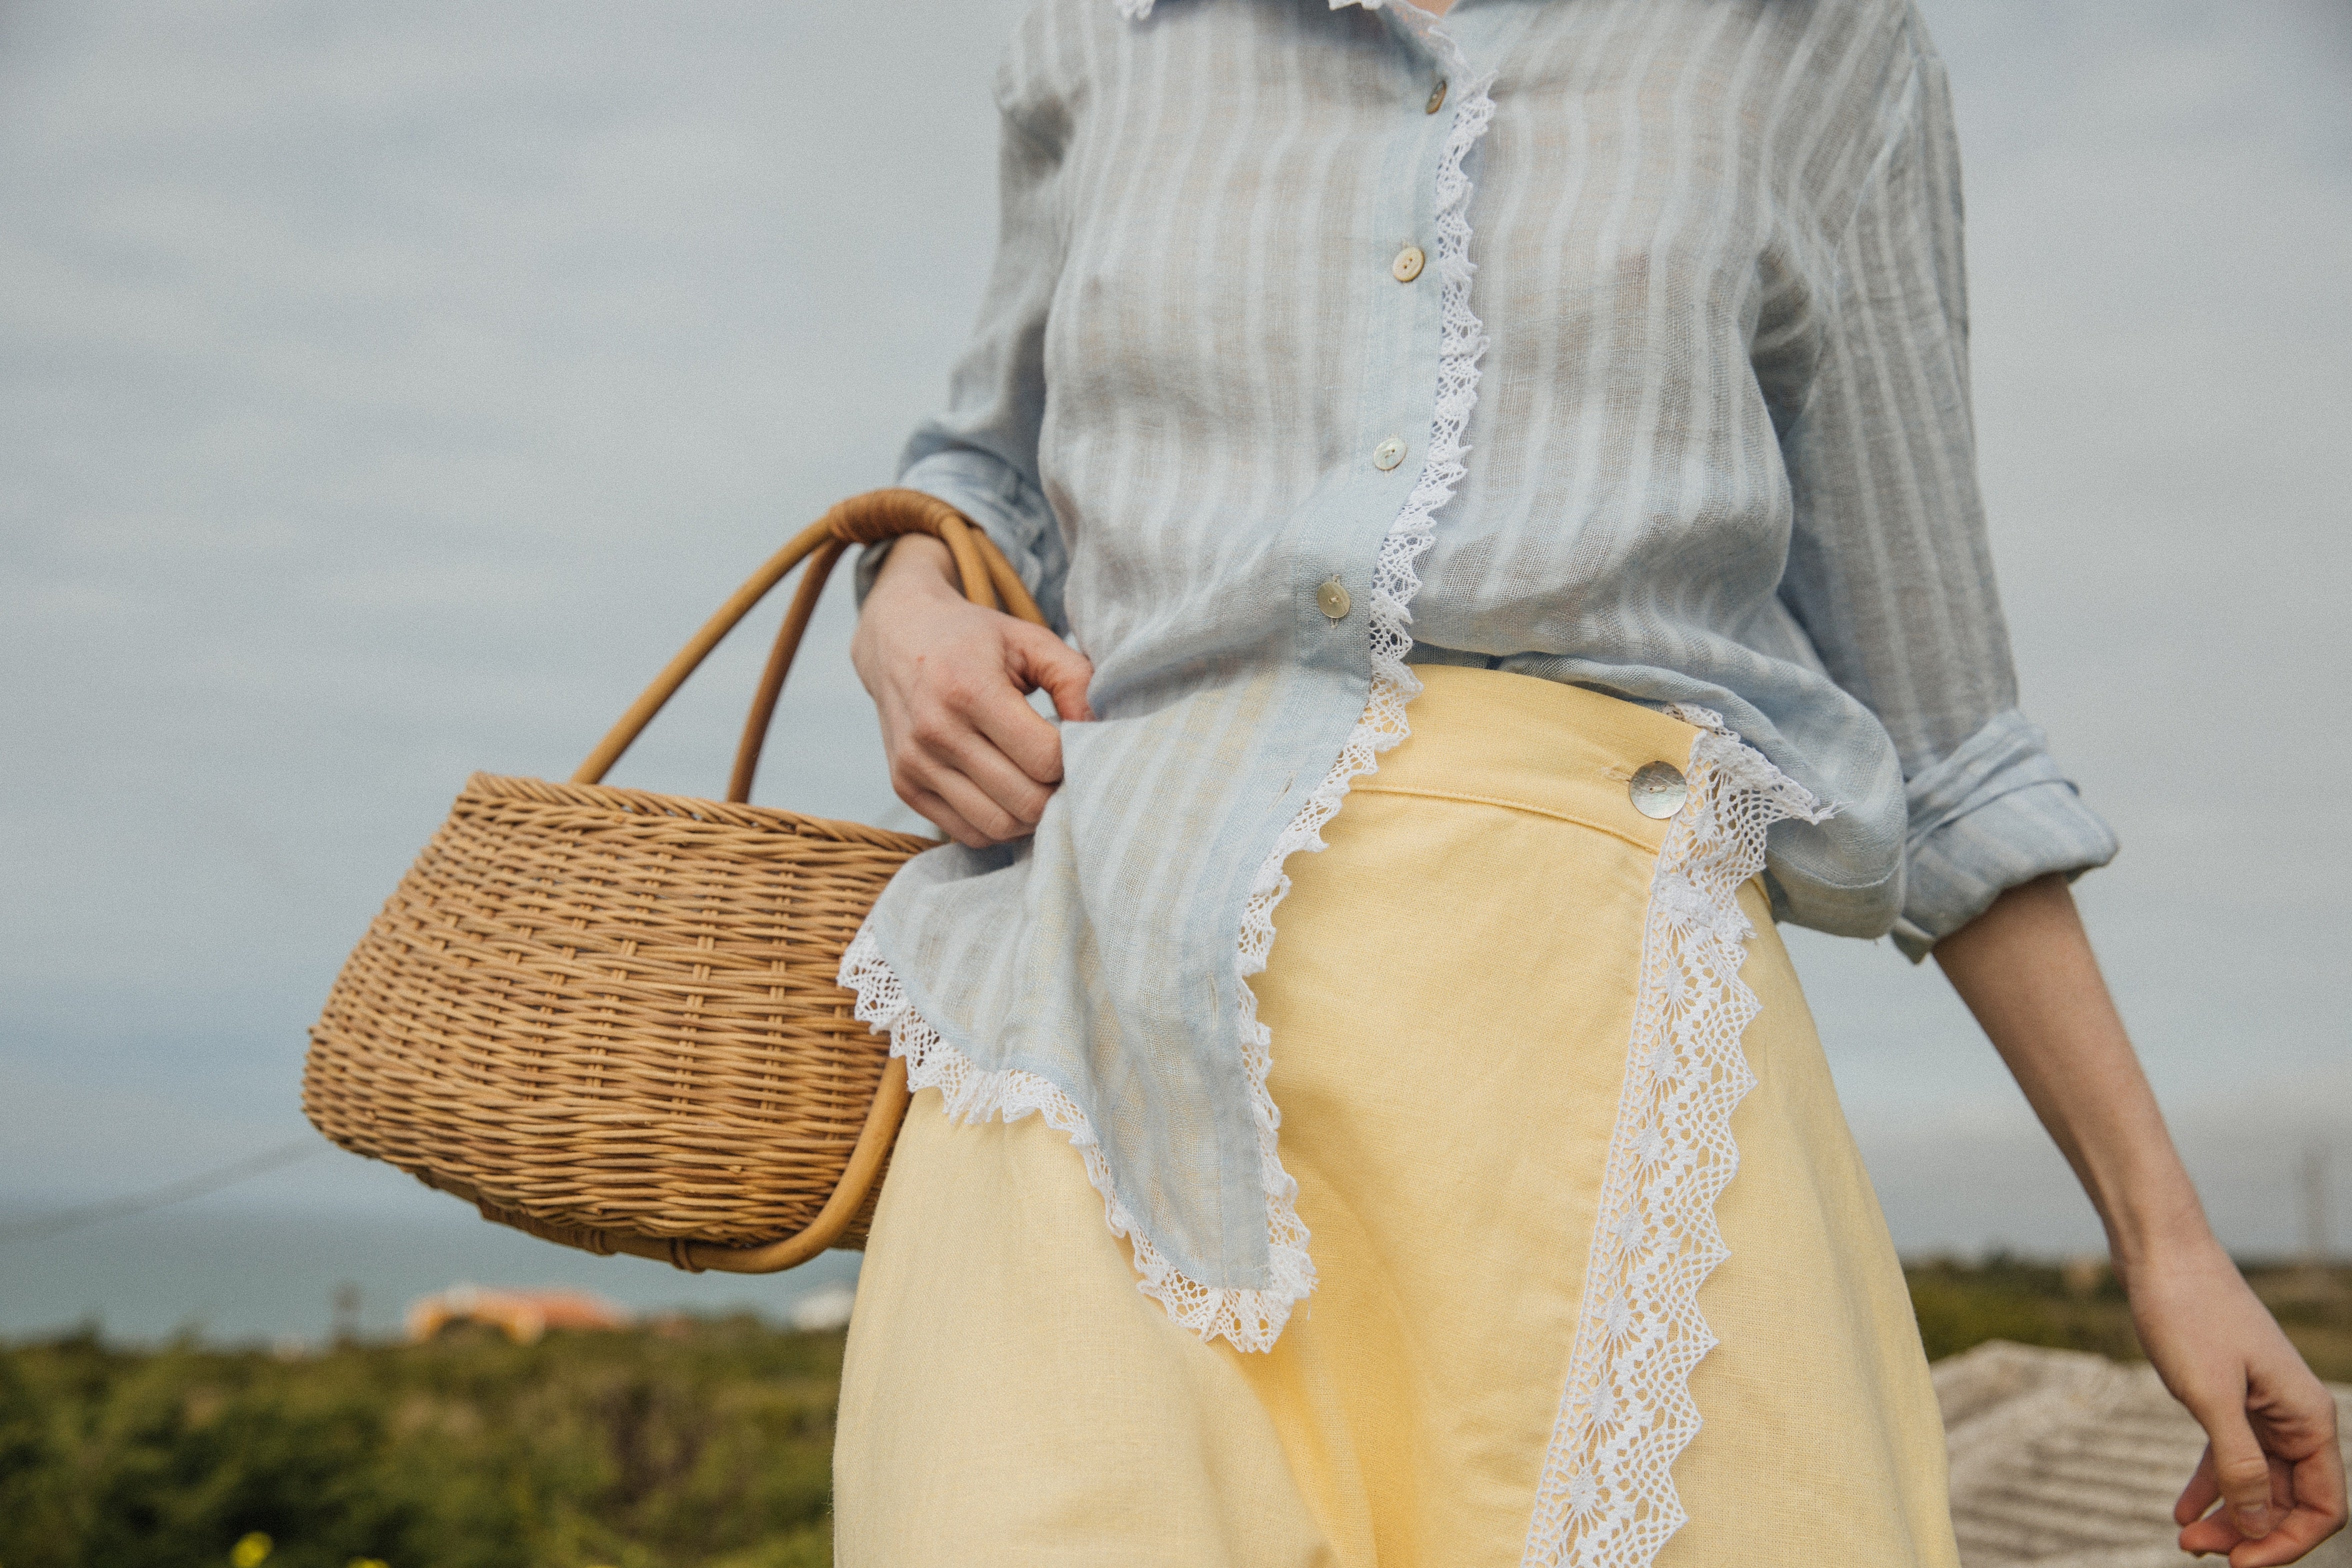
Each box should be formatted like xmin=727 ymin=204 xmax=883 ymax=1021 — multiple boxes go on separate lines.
xmin=844 ymin=0 xmax=2117 ymax=1344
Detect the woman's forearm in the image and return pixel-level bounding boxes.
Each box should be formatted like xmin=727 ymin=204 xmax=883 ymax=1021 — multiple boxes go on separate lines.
xmin=1931 ymin=874 xmax=2214 ymax=1278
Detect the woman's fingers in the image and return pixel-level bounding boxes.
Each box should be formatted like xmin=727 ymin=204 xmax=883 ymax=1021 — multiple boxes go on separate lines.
xmin=950 ymin=620 xmax=1094 ymax=794
xmin=899 ymin=780 xmax=989 ymax=852
xmin=958 ymin=649 xmax=1072 ymax=790
xmin=2264 ymin=1442 xmax=2352 ymax=1566
xmin=912 ymin=646 xmax=1071 ymax=825
xmin=908 ymin=716 xmax=1051 ymax=836
xmin=851 ymin=533 xmax=1096 ymax=847
xmin=2233 ymin=1358 xmax=2350 ymax=1566
xmin=886 ymin=681 xmax=1040 ymax=844
xmin=908 ymin=614 xmax=1095 ymax=841
xmin=884 ymin=624 xmax=1091 ymax=844
xmin=2177 ymin=1442 xmax=2222 ymax=1527
xmin=890 ymin=690 xmax=1056 ymax=845
xmin=2170 ymin=1376 xmax=2348 ymax=1566
xmin=2204 ymin=1486 xmax=2350 ymax=1568
xmin=918 ymin=764 xmax=1032 ymax=850
xmin=1006 ymin=618 xmax=1098 ymax=724
xmin=2174 ymin=1448 xmax=2287 ymax=1562
xmin=2200 ymin=1395 xmax=2282 ymax=1542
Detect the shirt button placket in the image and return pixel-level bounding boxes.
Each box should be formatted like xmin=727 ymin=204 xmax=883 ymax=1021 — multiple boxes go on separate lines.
xmin=1355 ymin=50 xmax=1437 ymax=619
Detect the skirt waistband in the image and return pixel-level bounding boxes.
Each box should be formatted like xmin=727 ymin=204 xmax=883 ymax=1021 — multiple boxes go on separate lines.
xmin=1358 ymin=665 xmax=1704 ymax=857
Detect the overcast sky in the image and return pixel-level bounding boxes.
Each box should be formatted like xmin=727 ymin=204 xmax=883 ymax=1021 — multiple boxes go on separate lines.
xmin=2 ymin=0 xmax=2348 ymax=1334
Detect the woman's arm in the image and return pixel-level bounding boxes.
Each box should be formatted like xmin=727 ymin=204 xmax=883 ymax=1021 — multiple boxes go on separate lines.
xmin=1935 ymin=876 xmax=2346 ymax=1565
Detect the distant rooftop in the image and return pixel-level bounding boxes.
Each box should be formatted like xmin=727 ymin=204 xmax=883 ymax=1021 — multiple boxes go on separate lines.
xmin=404 ymin=1284 xmax=630 ymax=1345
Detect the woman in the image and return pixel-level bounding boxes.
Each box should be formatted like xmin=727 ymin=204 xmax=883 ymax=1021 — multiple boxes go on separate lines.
xmin=830 ymin=0 xmax=2344 ymax=1563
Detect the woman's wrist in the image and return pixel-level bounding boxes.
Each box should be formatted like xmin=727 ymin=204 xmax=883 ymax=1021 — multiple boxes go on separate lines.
xmin=2108 ymin=1198 xmax=2229 ymax=1291
xmin=851 ymin=534 xmax=962 ymax=698
xmin=868 ymin=532 xmax=960 ymax=602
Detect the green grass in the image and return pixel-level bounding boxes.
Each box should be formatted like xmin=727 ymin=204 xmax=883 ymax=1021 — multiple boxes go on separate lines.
xmin=0 ymin=1315 xmax=840 ymax=1568
xmin=4 ymin=1262 xmax=2345 ymax=1566
xmin=1906 ymin=1252 xmax=2144 ymax=1364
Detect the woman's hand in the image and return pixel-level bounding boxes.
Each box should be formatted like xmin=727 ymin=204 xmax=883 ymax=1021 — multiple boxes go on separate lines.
xmin=2128 ymin=1239 xmax=2346 ymax=1563
xmin=1938 ymin=876 xmax=2346 ymax=1565
xmin=850 ymin=532 xmax=1093 ymax=848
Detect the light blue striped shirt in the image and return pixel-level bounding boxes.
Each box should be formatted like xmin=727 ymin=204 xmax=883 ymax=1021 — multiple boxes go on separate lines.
xmin=848 ymin=0 xmax=2117 ymax=1326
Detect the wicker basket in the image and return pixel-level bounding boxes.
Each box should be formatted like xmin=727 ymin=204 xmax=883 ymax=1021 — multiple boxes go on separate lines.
xmin=303 ymin=489 xmax=1043 ymax=1272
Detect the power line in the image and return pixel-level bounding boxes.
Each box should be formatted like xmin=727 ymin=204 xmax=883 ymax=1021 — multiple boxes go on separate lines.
xmin=0 ymin=1138 xmax=327 ymax=1246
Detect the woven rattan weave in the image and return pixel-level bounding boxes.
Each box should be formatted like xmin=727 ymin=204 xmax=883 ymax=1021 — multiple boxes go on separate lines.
xmin=304 ymin=490 xmax=1042 ymax=1272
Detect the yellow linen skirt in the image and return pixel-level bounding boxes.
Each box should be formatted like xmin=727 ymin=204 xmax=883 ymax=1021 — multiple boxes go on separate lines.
xmin=834 ymin=666 xmax=1960 ymax=1568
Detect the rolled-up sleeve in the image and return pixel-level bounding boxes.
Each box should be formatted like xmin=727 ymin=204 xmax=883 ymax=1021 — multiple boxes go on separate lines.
xmin=1776 ymin=22 xmax=2116 ymax=960
xmin=1889 ymin=710 xmax=2118 ymax=959
xmin=859 ymin=76 xmax=1072 ymax=632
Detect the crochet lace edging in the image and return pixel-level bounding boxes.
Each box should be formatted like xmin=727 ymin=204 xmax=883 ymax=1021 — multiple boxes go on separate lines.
xmin=1218 ymin=5 xmax=1494 ymax=1343
xmin=837 ymin=928 xmax=1304 ymax=1348
xmin=1518 ymin=711 xmax=1834 ymax=1568
xmin=834 ymin=4 xmax=1498 ymax=1356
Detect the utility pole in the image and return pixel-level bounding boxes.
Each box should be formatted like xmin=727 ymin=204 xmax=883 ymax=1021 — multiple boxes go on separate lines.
xmin=2299 ymin=1142 xmax=2330 ymax=1266
xmin=332 ymin=1281 xmax=362 ymax=1346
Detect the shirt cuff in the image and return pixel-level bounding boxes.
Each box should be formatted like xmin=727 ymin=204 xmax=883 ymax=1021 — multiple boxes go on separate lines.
xmin=1890 ymin=709 xmax=2120 ymax=961
xmin=858 ymin=449 xmax=1066 ymax=630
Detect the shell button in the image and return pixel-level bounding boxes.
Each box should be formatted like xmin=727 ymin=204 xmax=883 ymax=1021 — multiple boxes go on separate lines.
xmin=1316 ymin=580 xmax=1352 ymax=621
xmin=1628 ymin=760 xmax=1690 ymax=820
xmin=1372 ymin=436 xmax=1406 ymax=471
xmin=1426 ymin=78 xmax=1448 ymax=115
xmin=1392 ymin=244 xmax=1426 ymax=283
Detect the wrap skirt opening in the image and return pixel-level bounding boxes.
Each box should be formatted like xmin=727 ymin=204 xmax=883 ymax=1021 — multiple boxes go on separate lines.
xmin=834 ymin=664 xmax=1962 ymax=1568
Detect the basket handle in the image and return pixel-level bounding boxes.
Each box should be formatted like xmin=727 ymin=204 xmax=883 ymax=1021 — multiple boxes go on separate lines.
xmin=571 ymin=488 xmax=1048 ymax=800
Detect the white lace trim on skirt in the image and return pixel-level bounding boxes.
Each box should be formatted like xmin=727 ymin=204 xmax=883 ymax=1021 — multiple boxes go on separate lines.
xmin=1519 ymin=711 xmax=1832 ymax=1568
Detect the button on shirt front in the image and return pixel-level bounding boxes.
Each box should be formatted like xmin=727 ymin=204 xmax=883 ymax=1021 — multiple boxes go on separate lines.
xmin=874 ymin=0 xmax=2118 ymax=1302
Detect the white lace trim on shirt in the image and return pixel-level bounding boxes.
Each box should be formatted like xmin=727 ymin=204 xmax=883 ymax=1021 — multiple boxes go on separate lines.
xmin=1520 ymin=710 xmax=1832 ymax=1568
xmin=837 ymin=9 xmax=1498 ymax=1355
xmin=838 ymin=927 xmax=1308 ymax=1348
xmin=1220 ymin=0 xmax=1492 ymax=1338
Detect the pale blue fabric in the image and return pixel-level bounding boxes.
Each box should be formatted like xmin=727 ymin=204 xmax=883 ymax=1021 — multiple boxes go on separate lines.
xmin=857 ymin=0 xmax=2116 ymax=1296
